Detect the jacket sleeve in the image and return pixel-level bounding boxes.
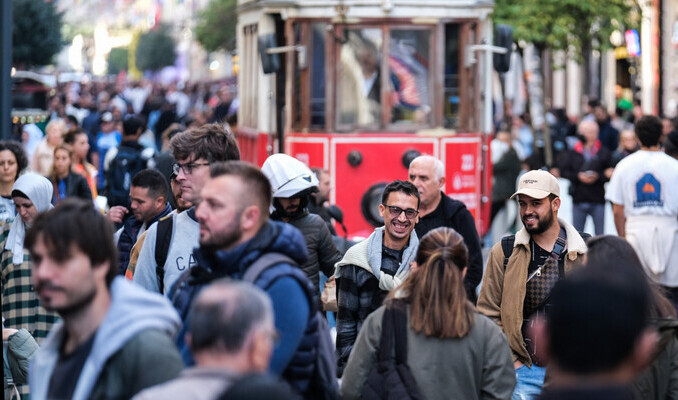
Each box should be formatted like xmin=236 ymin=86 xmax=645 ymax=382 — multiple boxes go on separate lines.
xmin=451 ymin=207 xmax=483 ymax=303
xmin=558 ymin=151 xmax=580 ymax=183
xmin=75 ymin=174 xmax=93 ymax=201
xmin=480 ymin=318 xmax=517 ymax=400
xmin=317 ymin=222 xmax=342 ymax=278
xmin=132 ymin=224 xmax=161 ymax=293
xmin=477 ymin=244 xmax=505 ymax=330
xmin=340 ymin=307 xmax=383 ymax=400
xmin=6 ymin=328 xmax=39 ymax=385
xmin=336 ymin=264 xmax=361 ymax=374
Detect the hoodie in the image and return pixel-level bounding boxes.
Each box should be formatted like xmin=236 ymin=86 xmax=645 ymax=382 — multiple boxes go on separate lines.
xmin=29 ymin=277 xmax=182 ymax=400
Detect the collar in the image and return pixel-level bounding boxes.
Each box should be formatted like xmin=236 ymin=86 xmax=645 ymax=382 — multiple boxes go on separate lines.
xmin=514 ymin=218 xmax=588 ymax=260
xmin=574 ymin=139 xmax=601 ymax=154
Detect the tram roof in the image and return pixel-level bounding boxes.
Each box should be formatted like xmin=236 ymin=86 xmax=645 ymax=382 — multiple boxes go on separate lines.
xmin=238 ymin=0 xmax=494 ymax=20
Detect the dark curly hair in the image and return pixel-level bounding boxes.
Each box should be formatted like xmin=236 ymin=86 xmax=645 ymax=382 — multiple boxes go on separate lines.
xmin=0 ymin=140 xmax=29 ymax=181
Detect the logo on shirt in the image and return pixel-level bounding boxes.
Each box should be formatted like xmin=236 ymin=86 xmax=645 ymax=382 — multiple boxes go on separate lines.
xmin=634 ymin=173 xmax=663 ymax=207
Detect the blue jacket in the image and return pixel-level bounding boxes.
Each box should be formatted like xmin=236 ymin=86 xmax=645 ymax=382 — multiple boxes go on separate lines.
xmin=171 ymin=221 xmax=316 ymax=390
xmin=117 ymin=203 xmax=172 ymax=275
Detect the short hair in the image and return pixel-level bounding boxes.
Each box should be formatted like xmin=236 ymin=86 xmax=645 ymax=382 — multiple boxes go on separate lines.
xmin=209 ymin=161 xmax=272 ymax=218
xmin=664 ymin=131 xmax=678 ymax=158
xmin=170 ymin=123 xmax=240 ymax=163
xmin=381 ymin=180 xmax=420 ymax=209
xmin=123 ymin=114 xmax=145 ymax=137
xmin=25 ymin=199 xmax=118 ymax=287
xmin=546 ymin=265 xmax=650 ymax=375
xmin=63 ymin=128 xmax=88 ymax=146
xmin=45 ymin=119 xmax=67 ymax=136
xmin=189 ymin=280 xmax=273 ymax=353
xmin=131 ymin=169 xmax=169 ymax=201
xmin=635 ymin=115 xmax=663 ymax=147
xmin=0 ymin=140 xmax=28 ymax=181
xmin=410 ymin=155 xmax=444 ymax=180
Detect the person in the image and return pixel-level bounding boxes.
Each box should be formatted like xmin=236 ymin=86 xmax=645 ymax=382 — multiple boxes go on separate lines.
xmin=32 ymin=119 xmax=66 ymax=177
xmin=612 ymin=129 xmax=640 ymax=166
xmin=3 ymin=322 xmax=39 ymax=400
xmin=490 ymin=131 xmax=523 ymax=223
xmin=477 ymin=169 xmax=589 ymax=400
xmin=0 ymin=141 xmax=29 ymax=223
xmin=594 ymin=104 xmax=620 ymax=153
xmin=104 ymin=114 xmax=155 ymax=208
xmin=49 ymin=144 xmax=92 ymax=204
xmin=217 ymin=374 xmax=301 ymax=400
xmin=108 ymin=169 xmax=172 ymax=275
xmin=63 ymin=129 xmax=98 ymax=200
xmin=308 ymin=167 xmax=336 ymax=235
xmin=532 ymin=266 xmax=657 ymax=400
xmin=664 ymin=129 xmax=678 ymax=161
xmin=26 ymin=199 xmax=184 ymax=400
xmin=94 ymin=111 xmax=122 ymax=191
xmin=407 ymin=155 xmax=483 ymax=302
xmin=132 ymin=280 xmax=276 ymax=400
xmin=558 ymin=120 xmax=613 ymax=235
xmin=171 ymin=161 xmax=334 ymax=398
xmin=606 ymin=115 xmax=678 ymax=308
xmin=21 ymin=124 xmax=43 ymax=163
xmin=261 ymin=154 xmax=341 ymax=302
xmin=341 ymin=227 xmax=515 ymax=399
xmin=586 ymin=235 xmax=678 ymax=400
xmin=133 ymin=123 xmax=240 ymax=294
xmin=335 ymin=180 xmax=420 ymax=374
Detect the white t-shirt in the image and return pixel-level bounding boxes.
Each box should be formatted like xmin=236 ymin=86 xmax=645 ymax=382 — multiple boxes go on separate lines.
xmin=606 ymin=150 xmax=678 ymax=217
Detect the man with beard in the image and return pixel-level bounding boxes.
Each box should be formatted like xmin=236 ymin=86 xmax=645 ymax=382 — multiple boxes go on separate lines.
xmin=169 ymin=161 xmax=337 ymax=398
xmin=335 ymin=180 xmax=420 ymax=375
xmin=478 ymin=170 xmax=589 ymax=400
xmin=27 ymin=199 xmax=183 ymax=400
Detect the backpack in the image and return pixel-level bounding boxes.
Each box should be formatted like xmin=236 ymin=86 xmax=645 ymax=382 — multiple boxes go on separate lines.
xmin=243 ymin=253 xmax=340 ymax=400
xmin=361 ymin=301 xmax=424 ymax=400
xmin=106 ymin=145 xmax=145 ymax=207
xmin=154 ymin=214 xmax=174 ymax=294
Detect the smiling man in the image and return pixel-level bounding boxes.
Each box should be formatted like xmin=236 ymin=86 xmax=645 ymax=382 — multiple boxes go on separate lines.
xmin=335 ymin=180 xmax=420 ymax=374
xmin=477 ymin=169 xmax=589 ymax=400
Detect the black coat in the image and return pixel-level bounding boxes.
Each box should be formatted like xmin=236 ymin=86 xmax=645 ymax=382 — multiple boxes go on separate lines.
xmin=52 ymin=172 xmax=93 ymax=203
xmin=559 ymin=143 xmax=613 ymax=204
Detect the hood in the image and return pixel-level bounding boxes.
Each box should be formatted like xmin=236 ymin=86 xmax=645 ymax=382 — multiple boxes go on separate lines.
xmin=29 ymin=277 xmax=181 ymax=400
xmin=22 ymin=124 xmax=43 ymax=158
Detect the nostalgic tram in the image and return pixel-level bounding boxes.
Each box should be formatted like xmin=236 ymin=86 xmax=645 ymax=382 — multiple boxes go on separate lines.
xmin=235 ymin=0 xmax=508 ymax=237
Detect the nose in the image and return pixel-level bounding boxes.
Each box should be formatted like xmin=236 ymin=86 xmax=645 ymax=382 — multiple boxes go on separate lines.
xmin=397 ymin=210 xmax=408 ymax=222
xmin=176 ymin=167 xmax=187 ymax=182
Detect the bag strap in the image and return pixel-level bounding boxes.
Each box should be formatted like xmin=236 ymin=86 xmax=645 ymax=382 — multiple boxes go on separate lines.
xmin=242 ymin=253 xmax=297 ymax=284
xmin=501 ymin=235 xmax=515 ymax=270
xmin=392 ymin=305 xmax=409 ymax=365
xmin=550 ymin=229 xmax=567 ymax=278
xmin=378 ymin=307 xmax=396 ymax=362
xmin=155 ymin=215 xmax=174 ymax=293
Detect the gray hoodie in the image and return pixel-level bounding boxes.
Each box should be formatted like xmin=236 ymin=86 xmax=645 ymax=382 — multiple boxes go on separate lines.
xmin=29 ymin=277 xmax=182 ymax=400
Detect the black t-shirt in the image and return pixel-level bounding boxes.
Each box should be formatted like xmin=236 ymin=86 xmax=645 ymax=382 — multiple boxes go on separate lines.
xmin=47 ymin=333 xmax=97 ymax=400
xmin=381 ymin=246 xmax=403 ymax=277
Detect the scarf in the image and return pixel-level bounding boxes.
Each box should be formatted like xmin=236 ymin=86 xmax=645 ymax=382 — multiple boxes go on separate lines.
xmin=367 ymin=226 xmax=419 ymax=291
xmin=6 ymin=173 xmax=54 ymax=264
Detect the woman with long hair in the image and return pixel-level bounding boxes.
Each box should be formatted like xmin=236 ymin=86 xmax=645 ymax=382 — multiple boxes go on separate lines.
xmin=0 ymin=141 xmax=28 ymax=222
xmin=342 ymin=227 xmax=515 ymax=400
xmin=586 ymin=235 xmax=677 ymax=400
xmin=49 ymin=144 xmax=92 ymax=204
xmin=63 ymin=128 xmax=98 ymax=199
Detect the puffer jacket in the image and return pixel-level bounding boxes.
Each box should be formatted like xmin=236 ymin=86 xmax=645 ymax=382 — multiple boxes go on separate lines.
xmin=477 ymin=218 xmax=588 ymax=366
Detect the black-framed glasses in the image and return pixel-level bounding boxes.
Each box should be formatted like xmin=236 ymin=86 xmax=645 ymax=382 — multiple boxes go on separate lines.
xmin=172 ymin=161 xmax=210 ymax=176
xmin=383 ymin=204 xmax=419 ymax=219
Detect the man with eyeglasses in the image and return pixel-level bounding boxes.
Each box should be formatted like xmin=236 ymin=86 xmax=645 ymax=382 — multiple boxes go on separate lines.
xmin=335 ymin=180 xmax=420 ymax=375
xmin=133 ymin=123 xmax=240 ymax=295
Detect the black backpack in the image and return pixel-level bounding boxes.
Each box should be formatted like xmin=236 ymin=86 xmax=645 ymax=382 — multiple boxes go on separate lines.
xmin=106 ymin=145 xmax=146 ymax=207
xmin=362 ymin=302 xmax=424 ymax=400
xmin=154 ymin=214 xmax=174 ymax=294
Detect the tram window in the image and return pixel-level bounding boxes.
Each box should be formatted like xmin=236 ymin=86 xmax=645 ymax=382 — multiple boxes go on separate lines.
xmin=444 ymin=24 xmax=460 ymax=129
xmin=388 ymin=29 xmax=431 ymax=125
xmin=292 ymin=23 xmax=302 ymax=130
xmin=336 ymin=28 xmax=383 ymax=129
xmin=310 ymin=23 xmax=326 ymax=128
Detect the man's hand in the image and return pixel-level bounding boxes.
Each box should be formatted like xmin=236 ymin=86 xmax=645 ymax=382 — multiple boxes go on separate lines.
xmin=107 ymin=206 xmax=128 ymax=224
xmin=514 ymin=360 xmax=523 ymax=369
xmin=577 ymin=171 xmax=598 ymax=184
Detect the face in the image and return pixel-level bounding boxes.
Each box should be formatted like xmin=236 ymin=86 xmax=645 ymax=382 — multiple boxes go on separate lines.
xmin=518 ymin=194 xmax=559 ymax=235
xmin=578 ymin=121 xmax=599 ymax=144
xmin=278 ymin=197 xmax=301 ymax=214
xmin=31 ymin=238 xmax=105 ymax=317
xmin=317 ymin=171 xmax=331 ymax=202
xmin=100 ymin=120 xmax=114 ymax=133
xmin=129 ymin=186 xmax=162 ymax=222
xmin=408 ymin=158 xmax=444 ymax=208
xmin=195 ymin=175 xmax=245 ymax=250
xmin=72 ymin=134 xmax=90 ymax=161
xmin=14 ymin=196 xmax=38 ymax=226
xmin=0 ymin=150 xmax=18 ymax=184
xmin=53 ymin=149 xmax=71 ymax=176
xmin=46 ymin=125 xmax=64 ymax=146
xmin=174 ymin=157 xmax=211 ymax=204
xmin=171 ymin=178 xmax=193 ymax=212
xmin=620 ymin=131 xmax=638 ymax=151
xmin=379 ymin=191 xmax=419 ymax=245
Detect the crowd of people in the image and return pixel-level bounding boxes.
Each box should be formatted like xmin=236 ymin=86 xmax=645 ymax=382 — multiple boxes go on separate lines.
xmin=1 ymin=77 xmax=678 ymax=400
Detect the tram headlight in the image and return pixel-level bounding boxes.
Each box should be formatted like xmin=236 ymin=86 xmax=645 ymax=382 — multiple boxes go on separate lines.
xmin=361 ymin=182 xmax=387 ymax=227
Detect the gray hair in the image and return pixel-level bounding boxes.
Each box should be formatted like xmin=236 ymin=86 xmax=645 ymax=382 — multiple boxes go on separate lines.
xmin=410 ymin=155 xmax=445 ymax=180
xmin=189 ymin=279 xmax=274 ymax=353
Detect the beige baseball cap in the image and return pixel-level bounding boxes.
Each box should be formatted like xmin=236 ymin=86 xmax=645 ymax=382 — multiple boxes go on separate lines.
xmin=510 ymin=170 xmax=560 ymax=200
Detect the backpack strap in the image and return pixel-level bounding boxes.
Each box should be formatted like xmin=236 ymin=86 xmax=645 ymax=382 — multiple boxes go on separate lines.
xmin=378 ymin=307 xmax=396 ymax=363
xmin=155 ymin=215 xmax=174 ymax=293
xmin=392 ymin=305 xmax=409 ymax=365
xmin=501 ymin=235 xmax=516 ymax=270
xmin=242 ymin=253 xmax=297 ymax=283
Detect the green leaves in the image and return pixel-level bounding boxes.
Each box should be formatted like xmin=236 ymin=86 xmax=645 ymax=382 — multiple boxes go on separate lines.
xmin=194 ymin=0 xmax=237 ymax=53
xmin=12 ymin=0 xmax=64 ymax=68
xmin=135 ymin=25 xmax=177 ymax=72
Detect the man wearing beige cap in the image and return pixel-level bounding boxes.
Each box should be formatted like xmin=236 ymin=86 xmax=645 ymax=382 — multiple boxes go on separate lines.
xmin=478 ymin=169 xmax=589 ymax=400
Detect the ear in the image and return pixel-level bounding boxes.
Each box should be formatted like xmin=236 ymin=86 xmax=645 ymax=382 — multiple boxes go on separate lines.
xmin=92 ymin=261 xmax=111 ymax=286
xmin=378 ymin=203 xmax=386 ymax=219
xmin=438 ymin=176 xmax=446 ymax=190
xmin=629 ymin=328 xmax=659 ymax=373
xmin=551 ymin=196 xmax=561 ymax=213
xmin=461 ymin=266 xmax=467 ymax=280
xmin=249 ymin=330 xmax=273 ymax=373
xmin=241 ymin=205 xmax=262 ymax=231
xmin=155 ymin=196 xmax=165 ymax=209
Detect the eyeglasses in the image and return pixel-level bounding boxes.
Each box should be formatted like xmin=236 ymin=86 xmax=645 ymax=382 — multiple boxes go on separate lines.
xmin=173 ymin=161 xmax=210 ymax=176
xmin=383 ymin=204 xmax=419 ymax=219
